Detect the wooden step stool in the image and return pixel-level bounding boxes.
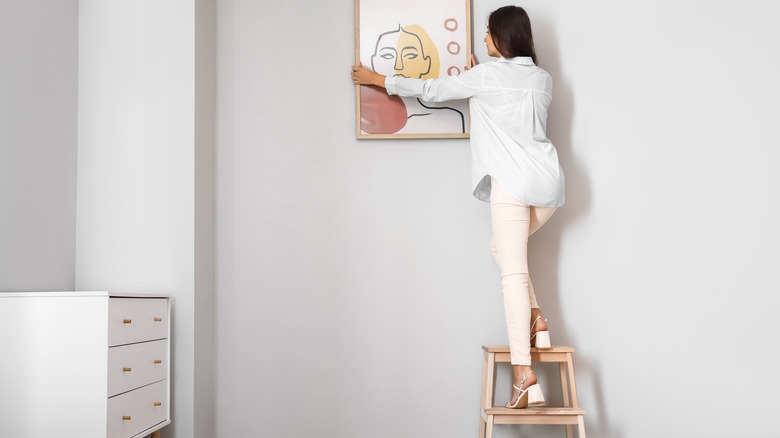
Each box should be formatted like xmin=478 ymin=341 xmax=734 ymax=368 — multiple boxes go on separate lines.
xmin=479 ymin=346 xmax=586 ymax=438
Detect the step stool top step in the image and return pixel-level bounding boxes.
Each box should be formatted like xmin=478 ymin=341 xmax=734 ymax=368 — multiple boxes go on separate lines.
xmin=482 ymin=345 xmax=575 ymax=353
xmin=484 ymin=406 xmax=585 ymax=416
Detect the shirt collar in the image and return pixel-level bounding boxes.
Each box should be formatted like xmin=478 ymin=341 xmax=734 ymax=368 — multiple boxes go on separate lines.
xmin=497 ymin=56 xmax=535 ymax=65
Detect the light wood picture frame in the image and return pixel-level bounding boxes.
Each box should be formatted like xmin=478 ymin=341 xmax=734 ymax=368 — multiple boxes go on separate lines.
xmin=355 ymin=0 xmax=472 ymax=139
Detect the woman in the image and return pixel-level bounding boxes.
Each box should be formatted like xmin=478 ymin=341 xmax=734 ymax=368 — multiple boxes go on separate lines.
xmin=351 ymin=5 xmax=565 ymax=409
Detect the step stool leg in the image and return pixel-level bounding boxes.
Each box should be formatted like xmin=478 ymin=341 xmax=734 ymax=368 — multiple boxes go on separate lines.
xmin=480 ymin=350 xmax=489 ymax=407
xmin=485 ymin=415 xmax=494 ymax=438
xmin=479 ymin=350 xmax=490 ymax=437
xmin=560 ymin=358 xmax=573 ymax=438
xmin=484 ymin=352 xmax=496 ymax=409
xmin=566 ymin=353 xmax=580 ymax=408
xmin=559 ymin=362 xmax=570 ymax=407
xmin=479 ymin=351 xmax=496 ymax=438
xmin=577 ymin=415 xmax=586 ymax=438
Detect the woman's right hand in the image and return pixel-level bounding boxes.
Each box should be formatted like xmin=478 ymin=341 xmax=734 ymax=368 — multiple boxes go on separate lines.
xmin=351 ymin=63 xmax=386 ymax=89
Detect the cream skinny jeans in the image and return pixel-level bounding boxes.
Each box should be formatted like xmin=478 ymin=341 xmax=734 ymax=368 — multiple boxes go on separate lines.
xmin=490 ymin=178 xmax=557 ymax=365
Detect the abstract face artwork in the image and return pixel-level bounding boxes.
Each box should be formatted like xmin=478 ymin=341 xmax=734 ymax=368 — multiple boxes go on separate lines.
xmin=356 ymin=0 xmax=472 ymax=139
xmin=371 ymin=26 xmax=434 ymax=79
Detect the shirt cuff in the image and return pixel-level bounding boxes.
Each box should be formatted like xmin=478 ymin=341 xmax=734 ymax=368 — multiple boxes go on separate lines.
xmin=385 ymin=76 xmax=398 ymax=95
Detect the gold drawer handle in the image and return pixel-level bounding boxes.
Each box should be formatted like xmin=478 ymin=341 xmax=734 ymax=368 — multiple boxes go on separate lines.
xmin=154 ymin=359 xmax=162 ymax=364
xmin=153 ymin=402 xmax=162 ymax=407
xmin=122 ymin=416 xmax=132 ymax=421
xmin=123 ymin=319 xmax=132 ymax=324
xmin=123 ymin=367 xmax=132 ymax=372
xmin=154 ymin=317 xmax=163 ymax=322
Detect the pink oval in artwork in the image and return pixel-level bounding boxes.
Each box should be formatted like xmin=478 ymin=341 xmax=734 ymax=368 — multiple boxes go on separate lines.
xmin=360 ymin=85 xmax=407 ymax=134
xmin=448 ymin=66 xmax=461 ymax=76
xmin=444 ymin=18 xmax=458 ymax=31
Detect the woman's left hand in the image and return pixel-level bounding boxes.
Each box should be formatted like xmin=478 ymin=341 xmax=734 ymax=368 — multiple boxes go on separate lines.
xmin=351 ymin=63 xmax=385 ymax=89
xmin=465 ymin=53 xmax=477 ymax=70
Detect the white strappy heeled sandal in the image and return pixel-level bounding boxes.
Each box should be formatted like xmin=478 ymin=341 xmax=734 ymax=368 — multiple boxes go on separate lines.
xmin=530 ymin=316 xmax=551 ymax=349
xmin=505 ymin=370 xmax=545 ymax=409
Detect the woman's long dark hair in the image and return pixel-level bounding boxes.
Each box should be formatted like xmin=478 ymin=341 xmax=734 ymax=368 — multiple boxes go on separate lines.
xmin=488 ymin=6 xmax=537 ymax=64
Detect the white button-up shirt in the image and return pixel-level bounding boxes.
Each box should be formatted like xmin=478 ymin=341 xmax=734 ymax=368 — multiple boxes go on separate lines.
xmin=386 ymin=56 xmax=565 ymax=207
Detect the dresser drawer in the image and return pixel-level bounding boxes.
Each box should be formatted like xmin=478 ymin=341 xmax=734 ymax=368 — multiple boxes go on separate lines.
xmin=107 ymin=380 xmax=168 ymax=438
xmin=108 ymin=339 xmax=168 ymax=397
xmin=108 ymin=298 xmax=168 ymax=346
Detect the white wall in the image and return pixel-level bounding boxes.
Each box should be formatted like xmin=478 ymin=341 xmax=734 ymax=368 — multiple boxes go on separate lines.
xmin=76 ymin=1 xmax=215 ymax=437
xmin=0 ymin=0 xmax=78 ymax=291
xmin=216 ymin=1 xmax=780 ymax=437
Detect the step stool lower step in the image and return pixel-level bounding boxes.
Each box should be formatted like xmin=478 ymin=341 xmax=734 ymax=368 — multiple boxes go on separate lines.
xmin=483 ymin=406 xmax=586 ymax=425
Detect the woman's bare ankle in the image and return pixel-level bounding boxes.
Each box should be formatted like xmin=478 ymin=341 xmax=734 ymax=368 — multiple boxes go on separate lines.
xmin=508 ymin=365 xmax=536 ymax=405
xmin=512 ymin=365 xmax=536 ymax=389
xmin=531 ymin=309 xmax=547 ymax=333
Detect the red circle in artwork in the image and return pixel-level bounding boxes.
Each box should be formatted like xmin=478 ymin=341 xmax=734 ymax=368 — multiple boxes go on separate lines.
xmin=447 ymin=41 xmax=461 ymax=55
xmin=444 ymin=18 xmax=458 ymax=31
xmin=448 ymin=66 xmax=461 ymax=76
xmin=359 ymin=85 xmax=408 ymax=134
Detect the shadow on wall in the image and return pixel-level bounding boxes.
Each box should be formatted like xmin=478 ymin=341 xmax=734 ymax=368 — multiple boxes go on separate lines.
xmin=527 ymin=16 xmax=623 ymax=438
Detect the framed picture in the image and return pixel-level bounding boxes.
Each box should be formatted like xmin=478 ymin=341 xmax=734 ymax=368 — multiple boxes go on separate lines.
xmin=355 ymin=0 xmax=472 ymax=139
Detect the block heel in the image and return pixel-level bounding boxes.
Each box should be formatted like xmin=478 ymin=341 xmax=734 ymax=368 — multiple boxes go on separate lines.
xmin=533 ymin=330 xmax=551 ymax=349
xmin=527 ymin=384 xmax=545 ymax=405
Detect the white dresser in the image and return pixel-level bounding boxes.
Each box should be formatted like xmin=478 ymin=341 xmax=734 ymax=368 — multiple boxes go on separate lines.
xmin=0 ymin=291 xmax=171 ymax=438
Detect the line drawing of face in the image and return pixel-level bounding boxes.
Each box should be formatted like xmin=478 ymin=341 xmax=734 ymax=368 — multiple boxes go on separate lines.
xmin=371 ymin=25 xmax=433 ymax=79
xmin=363 ymin=24 xmax=463 ymax=134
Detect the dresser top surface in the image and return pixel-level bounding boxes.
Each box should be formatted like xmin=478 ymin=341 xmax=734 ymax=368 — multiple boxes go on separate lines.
xmin=0 ymin=291 xmax=170 ymax=298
